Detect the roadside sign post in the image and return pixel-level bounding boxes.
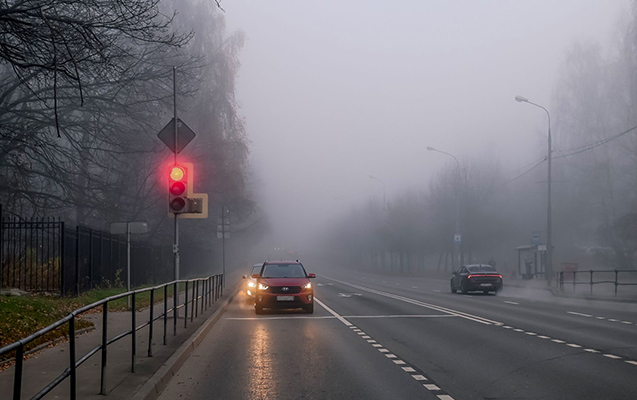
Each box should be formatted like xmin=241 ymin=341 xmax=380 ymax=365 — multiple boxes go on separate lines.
xmin=217 ymin=206 xmax=230 ymax=288
xmin=110 ymin=222 xmax=149 ymax=308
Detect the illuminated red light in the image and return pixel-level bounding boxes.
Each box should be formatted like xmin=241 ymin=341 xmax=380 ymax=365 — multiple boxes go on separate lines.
xmin=170 ymin=166 xmax=185 ymax=181
xmin=468 ymin=274 xmax=502 ymax=279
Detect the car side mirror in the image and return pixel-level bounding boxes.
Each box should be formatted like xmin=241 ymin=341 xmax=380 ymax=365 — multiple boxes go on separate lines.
xmin=308 ymin=273 xmax=316 ymax=278
xmin=251 ymin=273 xmax=259 ymax=279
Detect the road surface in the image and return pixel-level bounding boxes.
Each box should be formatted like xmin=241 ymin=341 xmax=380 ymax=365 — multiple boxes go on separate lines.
xmin=158 ymin=269 xmax=637 ymax=399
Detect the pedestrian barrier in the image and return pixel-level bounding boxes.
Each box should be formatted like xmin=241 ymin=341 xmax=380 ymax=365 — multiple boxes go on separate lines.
xmin=0 ymin=273 xmax=223 ymax=400
xmin=557 ymin=269 xmax=637 ymax=296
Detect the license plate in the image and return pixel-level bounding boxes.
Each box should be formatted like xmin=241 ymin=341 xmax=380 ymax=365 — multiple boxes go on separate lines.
xmin=480 ymin=283 xmax=492 ymax=287
xmin=277 ymin=296 xmax=294 ymax=301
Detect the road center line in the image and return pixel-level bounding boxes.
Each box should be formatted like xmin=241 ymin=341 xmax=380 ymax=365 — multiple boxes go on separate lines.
xmin=567 ymin=311 xmax=593 ymax=317
xmin=323 ymin=276 xmax=501 ymax=325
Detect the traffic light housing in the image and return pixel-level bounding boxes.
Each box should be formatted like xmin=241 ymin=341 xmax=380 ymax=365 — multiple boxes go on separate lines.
xmin=167 ymin=163 xmax=208 ymax=218
xmin=168 ymin=165 xmax=189 ymax=214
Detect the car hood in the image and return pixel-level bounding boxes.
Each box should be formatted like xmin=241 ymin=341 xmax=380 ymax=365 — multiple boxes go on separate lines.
xmin=259 ymin=277 xmax=310 ymax=286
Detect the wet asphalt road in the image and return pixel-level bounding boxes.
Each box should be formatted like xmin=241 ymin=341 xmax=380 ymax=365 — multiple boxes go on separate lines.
xmin=158 ymin=269 xmax=637 ymax=399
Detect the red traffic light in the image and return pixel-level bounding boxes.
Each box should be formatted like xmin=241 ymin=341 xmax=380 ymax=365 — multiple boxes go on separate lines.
xmin=170 ymin=182 xmax=186 ymax=196
xmin=168 ymin=164 xmax=189 ymax=214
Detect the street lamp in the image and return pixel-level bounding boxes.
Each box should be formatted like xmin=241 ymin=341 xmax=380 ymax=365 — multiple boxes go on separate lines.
xmin=369 ymin=175 xmax=386 ymax=210
xmin=515 ymin=95 xmax=553 ymax=286
xmin=427 ymin=146 xmax=461 ymax=270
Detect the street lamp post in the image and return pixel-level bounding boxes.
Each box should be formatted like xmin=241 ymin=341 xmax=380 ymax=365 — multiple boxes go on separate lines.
xmin=427 ymin=146 xmax=461 ymax=270
xmin=369 ymin=175 xmax=386 ymax=210
xmin=515 ymin=95 xmax=553 ymax=286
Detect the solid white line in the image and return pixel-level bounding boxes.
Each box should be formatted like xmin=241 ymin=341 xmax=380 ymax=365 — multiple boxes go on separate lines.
xmin=345 ymin=314 xmax=456 ymax=319
xmin=315 ymin=298 xmax=352 ymax=326
xmin=227 ymin=316 xmax=335 ymax=321
xmin=323 ymin=276 xmax=501 ymax=325
xmin=567 ymin=311 xmax=593 ymax=317
xmin=504 ymin=301 xmax=519 ymax=305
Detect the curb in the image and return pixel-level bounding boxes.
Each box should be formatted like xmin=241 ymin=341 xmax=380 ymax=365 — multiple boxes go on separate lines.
xmin=131 ymin=283 xmax=241 ymax=400
xmin=547 ymin=288 xmax=637 ymax=304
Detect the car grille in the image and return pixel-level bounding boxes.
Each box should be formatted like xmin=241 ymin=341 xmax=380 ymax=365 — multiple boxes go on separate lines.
xmin=270 ymin=286 xmax=302 ymax=294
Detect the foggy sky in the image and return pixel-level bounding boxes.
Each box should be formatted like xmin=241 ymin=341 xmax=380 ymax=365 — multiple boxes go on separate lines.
xmin=223 ymin=0 xmax=626 ymax=252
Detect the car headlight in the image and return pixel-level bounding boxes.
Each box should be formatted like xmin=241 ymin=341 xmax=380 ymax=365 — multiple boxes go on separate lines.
xmin=247 ymin=281 xmax=256 ymax=288
xmin=258 ymin=283 xmax=269 ymax=290
xmin=302 ymin=282 xmax=312 ymax=290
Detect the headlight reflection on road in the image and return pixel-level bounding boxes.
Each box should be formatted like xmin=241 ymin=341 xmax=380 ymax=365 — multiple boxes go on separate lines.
xmin=248 ymin=324 xmax=277 ymax=398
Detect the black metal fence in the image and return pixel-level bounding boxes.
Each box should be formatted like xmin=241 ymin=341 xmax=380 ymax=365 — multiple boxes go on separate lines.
xmin=557 ymin=269 xmax=637 ymax=296
xmin=0 ymin=274 xmax=224 ymax=400
xmin=1 ymin=208 xmax=172 ymax=296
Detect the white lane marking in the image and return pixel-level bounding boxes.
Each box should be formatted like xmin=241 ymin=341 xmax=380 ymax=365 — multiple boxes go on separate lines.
xmin=367 ymin=339 xmax=376 ymax=343
xmin=412 ymin=375 xmax=428 ymax=381
xmin=382 ymin=281 xmax=387 ymax=283
xmin=372 ymin=344 xmax=382 ymax=347
xmin=386 ymin=354 xmax=397 ymax=359
xmin=412 ymin=286 xmax=418 ymax=289
xmin=424 ymin=384 xmax=441 ymax=391
xmin=315 ymin=298 xmax=352 ymax=326
xmin=395 ymin=283 xmax=401 ymax=285
xmin=584 ymin=349 xmax=599 ymax=353
xmin=438 ymin=396 xmax=455 ymax=400
xmin=552 ymin=339 xmax=565 ymax=343
xmin=345 ymin=314 xmax=456 ymax=319
xmin=349 ymin=326 xmax=357 ymax=329
xmin=227 ymin=316 xmax=335 ymax=320
xmin=604 ymin=354 xmax=622 ymax=359
xmin=568 ymin=311 xmax=593 ymax=317
xmin=357 ymin=332 xmax=366 ymax=335
xmin=567 ymin=344 xmax=581 ymax=348
xmin=608 ymin=319 xmax=619 ymax=322
xmin=379 ymin=348 xmax=389 ymax=353
xmin=433 ymin=290 xmax=441 ymax=293
xmin=504 ymin=301 xmax=519 ymax=305
xmin=402 ymin=367 xmax=416 ymax=372
xmin=625 ymin=360 xmax=637 ymax=366
xmin=502 ymin=326 xmax=512 ymax=329
xmin=394 ymin=360 xmax=406 ymax=365
xmin=596 ymin=316 xmax=606 ymax=320
xmin=538 ymin=335 xmax=551 ymax=339
xmin=362 ymin=336 xmax=371 ymax=339
xmin=323 ymin=276 xmax=501 ymax=325
xmin=525 ymin=332 xmax=537 ymax=336
xmin=622 ymin=321 xmax=632 ymax=324
xmin=513 ymin=328 xmax=524 ymax=332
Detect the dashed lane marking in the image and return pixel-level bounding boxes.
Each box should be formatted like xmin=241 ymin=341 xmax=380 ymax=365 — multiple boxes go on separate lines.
xmin=315 ymin=296 xmax=455 ymax=399
xmin=604 ymin=354 xmax=622 ymax=359
xmin=568 ymin=311 xmax=635 ymax=326
xmin=626 ymin=361 xmax=637 ymax=366
xmin=567 ymin=311 xmax=592 ymax=317
xmin=412 ymin=286 xmax=418 ymax=289
xmin=504 ymin=301 xmax=519 ymax=305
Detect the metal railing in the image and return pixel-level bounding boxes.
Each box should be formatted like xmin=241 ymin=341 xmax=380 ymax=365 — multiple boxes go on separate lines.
xmin=558 ymin=270 xmax=637 ymax=296
xmin=0 ymin=274 xmax=223 ymax=400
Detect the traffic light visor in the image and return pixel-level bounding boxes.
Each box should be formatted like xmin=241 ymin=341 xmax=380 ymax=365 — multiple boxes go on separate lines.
xmin=170 ymin=166 xmax=185 ymax=181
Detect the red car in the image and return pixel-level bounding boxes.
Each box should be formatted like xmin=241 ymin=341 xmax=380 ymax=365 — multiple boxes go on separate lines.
xmin=252 ymin=261 xmax=316 ymax=314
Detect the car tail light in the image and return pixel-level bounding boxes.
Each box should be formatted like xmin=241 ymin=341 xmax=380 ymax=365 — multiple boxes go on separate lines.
xmin=468 ymin=274 xmax=502 ymax=279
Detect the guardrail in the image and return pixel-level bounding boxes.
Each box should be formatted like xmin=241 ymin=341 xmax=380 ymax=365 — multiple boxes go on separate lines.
xmin=0 ymin=274 xmax=223 ymax=400
xmin=558 ymin=270 xmax=637 ymax=296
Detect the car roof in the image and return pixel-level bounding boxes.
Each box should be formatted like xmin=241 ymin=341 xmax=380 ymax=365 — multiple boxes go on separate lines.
xmin=264 ymin=260 xmax=301 ymax=265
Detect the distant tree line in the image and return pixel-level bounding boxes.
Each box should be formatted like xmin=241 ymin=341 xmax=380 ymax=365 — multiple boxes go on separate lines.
xmin=325 ymin=2 xmax=637 ymax=273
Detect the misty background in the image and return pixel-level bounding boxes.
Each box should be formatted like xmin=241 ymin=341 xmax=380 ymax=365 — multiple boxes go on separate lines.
xmin=1 ymin=0 xmax=636 ymax=283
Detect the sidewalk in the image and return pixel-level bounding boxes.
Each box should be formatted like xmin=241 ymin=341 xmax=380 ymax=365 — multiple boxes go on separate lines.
xmin=0 ymin=283 xmax=236 ymax=399
xmin=506 ymin=276 xmax=637 ymax=303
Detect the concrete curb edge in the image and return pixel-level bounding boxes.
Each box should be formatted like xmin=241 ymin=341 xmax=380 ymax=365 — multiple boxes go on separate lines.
xmin=131 ymin=283 xmax=241 ymax=400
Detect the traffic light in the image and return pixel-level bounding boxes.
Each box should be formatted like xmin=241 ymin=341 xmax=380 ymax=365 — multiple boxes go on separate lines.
xmin=168 ymin=165 xmax=188 ymax=213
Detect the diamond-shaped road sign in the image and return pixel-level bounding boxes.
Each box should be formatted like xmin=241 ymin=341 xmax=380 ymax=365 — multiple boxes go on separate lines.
xmin=157 ymin=118 xmax=196 ymax=154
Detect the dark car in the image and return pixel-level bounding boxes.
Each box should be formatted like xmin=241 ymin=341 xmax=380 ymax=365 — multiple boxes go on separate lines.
xmin=450 ymin=264 xmax=503 ymax=294
xmin=252 ymin=261 xmax=316 ymax=314
xmin=242 ymin=263 xmax=264 ymax=304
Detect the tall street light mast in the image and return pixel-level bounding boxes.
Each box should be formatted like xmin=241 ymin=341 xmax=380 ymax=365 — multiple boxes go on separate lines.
xmin=515 ymin=95 xmax=553 ymax=286
xmin=427 ymin=146 xmax=461 ymax=270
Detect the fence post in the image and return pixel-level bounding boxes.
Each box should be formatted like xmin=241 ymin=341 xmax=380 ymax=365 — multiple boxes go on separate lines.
xmin=163 ymin=285 xmax=168 ymax=345
xmin=589 ymin=270 xmax=593 ymax=296
xmin=100 ymin=303 xmax=108 ymax=395
xmin=69 ymin=316 xmax=77 ymax=400
xmin=148 ymin=289 xmax=154 ymax=357
xmin=173 ymin=282 xmax=178 ymax=336
xmin=193 ymin=281 xmax=198 ymax=320
xmin=131 ymin=292 xmax=136 ymax=373
xmin=13 ymin=343 xmax=24 ymax=400
xmin=184 ymin=281 xmax=189 ymax=329
xmin=60 ymin=221 xmax=66 ymax=296
xmin=89 ymin=229 xmax=94 ymax=290
xmin=615 ymin=269 xmax=619 ymax=297
xmin=75 ymin=226 xmax=80 ymax=296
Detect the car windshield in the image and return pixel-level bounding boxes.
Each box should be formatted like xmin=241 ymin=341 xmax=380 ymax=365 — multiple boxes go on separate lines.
xmin=261 ymin=264 xmax=306 ymax=278
xmin=467 ymin=265 xmax=497 ymax=273
xmin=251 ymin=265 xmax=261 ymax=276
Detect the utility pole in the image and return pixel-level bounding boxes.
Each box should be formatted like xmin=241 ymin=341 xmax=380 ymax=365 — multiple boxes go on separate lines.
xmin=173 ymin=67 xmax=180 ymax=281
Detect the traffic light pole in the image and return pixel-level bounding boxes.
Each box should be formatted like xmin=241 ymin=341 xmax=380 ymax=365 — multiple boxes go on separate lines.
xmin=173 ymin=66 xmax=180 ymax=281
xmin=221 ymin=205 xmax=226 ymax=289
